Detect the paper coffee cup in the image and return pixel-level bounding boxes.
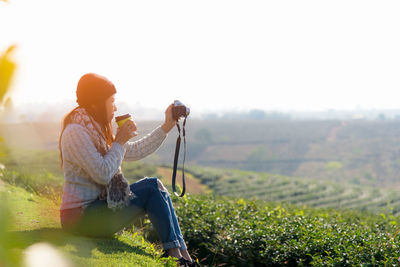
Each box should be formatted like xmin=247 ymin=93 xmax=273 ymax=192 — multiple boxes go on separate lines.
xmin=115 ymin=114 xmax=132 ymax=128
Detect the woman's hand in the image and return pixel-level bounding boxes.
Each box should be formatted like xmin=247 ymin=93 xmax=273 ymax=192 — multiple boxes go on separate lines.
xmin=115 ymin=120 xmax=137 ymax=146
xmin=161 ymin=103 xmax=175 ymax=133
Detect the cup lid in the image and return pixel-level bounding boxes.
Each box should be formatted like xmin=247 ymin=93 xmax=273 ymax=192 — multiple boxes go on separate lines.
xmin=115 ymin=114 xmax=131 ymax=121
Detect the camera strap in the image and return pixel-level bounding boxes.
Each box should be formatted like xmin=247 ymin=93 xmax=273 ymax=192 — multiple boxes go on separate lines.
xmin=172 ymin=117 xmax=187 ymax=197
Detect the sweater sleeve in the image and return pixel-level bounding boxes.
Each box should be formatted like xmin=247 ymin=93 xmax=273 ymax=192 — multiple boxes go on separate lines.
xmin=123 ymin=125 xmax=167 ymax=161
xmin=61 ymin=124 xmax=126 ymax=185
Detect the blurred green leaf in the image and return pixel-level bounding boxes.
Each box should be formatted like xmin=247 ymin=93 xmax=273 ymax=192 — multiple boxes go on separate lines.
xmin=0 ymin=45 xmax=17 ymax=105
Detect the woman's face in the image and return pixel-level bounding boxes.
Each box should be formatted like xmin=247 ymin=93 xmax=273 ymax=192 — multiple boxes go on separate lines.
xmin=105 ymin=94 xmax=117 ymax=122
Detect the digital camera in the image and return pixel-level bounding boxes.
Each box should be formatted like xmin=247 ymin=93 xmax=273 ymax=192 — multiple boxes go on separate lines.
xmin=172 ymin=100 xmax=190 ymax=121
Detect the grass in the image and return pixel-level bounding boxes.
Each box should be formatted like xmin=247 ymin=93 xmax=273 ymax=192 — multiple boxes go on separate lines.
xmin=0 ymin=182 xmax=176 ymax=267
xmin=4 ymin=185 xmax=59 ymax=231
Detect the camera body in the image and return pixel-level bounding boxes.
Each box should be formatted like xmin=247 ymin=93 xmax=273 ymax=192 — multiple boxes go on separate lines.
xmin=172 ymin=100 xmax=190 ymax=121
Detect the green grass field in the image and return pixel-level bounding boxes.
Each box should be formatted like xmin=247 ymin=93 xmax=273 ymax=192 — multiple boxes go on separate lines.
xmin=0 ymin=183 xmax=175 ymax=267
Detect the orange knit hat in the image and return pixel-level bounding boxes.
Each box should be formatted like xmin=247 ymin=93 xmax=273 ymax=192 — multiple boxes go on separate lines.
xmin=76 ymin=73 xmax=116 ymax=107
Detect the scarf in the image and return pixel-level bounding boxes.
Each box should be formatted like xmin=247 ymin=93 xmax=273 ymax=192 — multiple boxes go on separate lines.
xmin=70 ymin=107 xmax=134 ymax=210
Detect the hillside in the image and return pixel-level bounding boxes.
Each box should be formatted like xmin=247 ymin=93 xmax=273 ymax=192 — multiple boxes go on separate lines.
xmin=2 ymin=145 xmax=400 ymax=216
xmin=3 ymin=170 xmax=400 ymax=266
xmin=185 ymin=165 xmax=400 ymax=215
xmin=3 ymin=119 xmax=400 ymax=189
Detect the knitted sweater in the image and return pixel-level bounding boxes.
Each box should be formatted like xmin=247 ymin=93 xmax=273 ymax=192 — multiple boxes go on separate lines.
xmin=60 ymin=123 xmax=167 ymax=211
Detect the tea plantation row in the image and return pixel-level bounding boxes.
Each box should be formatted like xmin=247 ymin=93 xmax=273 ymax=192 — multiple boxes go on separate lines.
xmin=5 ymin=147 xmax=400 ymax=215
xmin=184 ymin=165 xmax=400 ymax=215
xmin=171 ymin=194 xmax=400 ymax=266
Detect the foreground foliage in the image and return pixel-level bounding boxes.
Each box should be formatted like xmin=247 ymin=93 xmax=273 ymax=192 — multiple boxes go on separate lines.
xmin=173 ymin=194 xmax=400 ymax=266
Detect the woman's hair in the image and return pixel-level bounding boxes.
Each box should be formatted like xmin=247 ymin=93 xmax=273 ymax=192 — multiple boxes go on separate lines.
xmin=59 ymin=73 xmax=116 ymax=168
xmin=58 ymin=103 xmax=114 ymax=168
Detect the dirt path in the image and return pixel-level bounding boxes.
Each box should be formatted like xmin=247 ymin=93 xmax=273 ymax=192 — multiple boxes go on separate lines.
xmin=327 ymin=121 xmax=348 ymax=142
xmin=157 ymin=167 xmax=211 ymax=195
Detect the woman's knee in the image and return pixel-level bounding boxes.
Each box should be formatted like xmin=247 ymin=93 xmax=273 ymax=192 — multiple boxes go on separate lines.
xmin=130 ymin=177 xmax=168 ymax=193
xmin=157 ymin=179 xmax=169 ymax=193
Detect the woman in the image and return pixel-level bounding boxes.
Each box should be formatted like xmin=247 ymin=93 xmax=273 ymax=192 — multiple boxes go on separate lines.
xmin=59 ymin=73 xmax=198 ymax=266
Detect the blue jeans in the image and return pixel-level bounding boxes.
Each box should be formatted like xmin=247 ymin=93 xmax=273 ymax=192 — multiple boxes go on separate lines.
xmin=60 ymin=177 xmax=187 ymax=250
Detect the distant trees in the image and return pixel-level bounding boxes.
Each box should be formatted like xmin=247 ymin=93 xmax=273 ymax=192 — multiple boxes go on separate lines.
xmin=211 ymin=109 xmax=291 ymax=120
xmin=195 ymin=128 xmax=213 ymax=144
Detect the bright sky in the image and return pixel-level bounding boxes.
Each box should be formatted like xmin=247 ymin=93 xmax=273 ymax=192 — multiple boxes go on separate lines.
xmin=1 ymin=0 xmax=400 ymax=113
